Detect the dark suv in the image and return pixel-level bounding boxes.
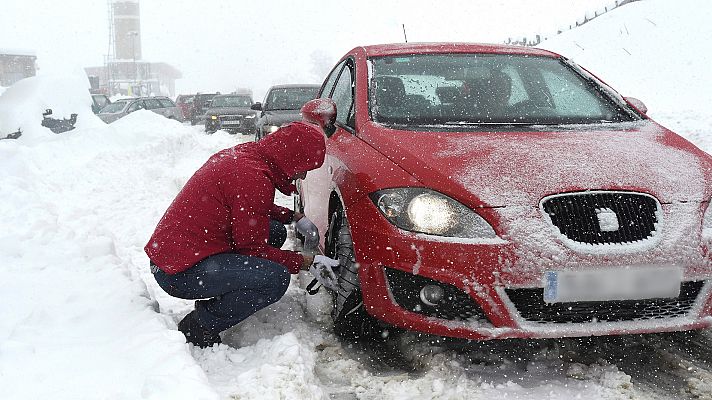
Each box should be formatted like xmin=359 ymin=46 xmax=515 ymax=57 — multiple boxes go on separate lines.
xmin=252 ymin=84 xmax=320 ymax=140
xmin=204 ymin=94 xmax=257 ymax=134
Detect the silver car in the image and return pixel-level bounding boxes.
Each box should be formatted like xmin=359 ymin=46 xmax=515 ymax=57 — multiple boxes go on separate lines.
xmin=97 ymin=96 xmax=183 ymax=124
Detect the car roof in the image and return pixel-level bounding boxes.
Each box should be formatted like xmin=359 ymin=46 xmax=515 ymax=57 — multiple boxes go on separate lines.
xmin=359 ymin=42 xmax=560 ymax=58
xmin=213 ymin=94 xmax=251 ymax=98
xmin=268 ymin=84 xmax=321 ymax=90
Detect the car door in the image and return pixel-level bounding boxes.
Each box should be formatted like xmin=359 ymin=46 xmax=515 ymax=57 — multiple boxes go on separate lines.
xmin=143 ymin=98 xmax=164 ymax=117
xmin=158 ymin=98 xmax=180 ymax=120
xmin=126 ymin=100 xmax=145 ymax=115
xmin=302 ymin=58 xmax=356 ymax=246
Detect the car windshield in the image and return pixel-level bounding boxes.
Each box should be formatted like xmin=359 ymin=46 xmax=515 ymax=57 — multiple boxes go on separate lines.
xmin=369 ymin=54 xmax=640 ymax=127
xmin=100 ymin=100 xmax=128 ymax=113
xmin=209 ymin=96 xmax=251 ymax=107
xmin=265 ymin=87 xmax=318 ymax=110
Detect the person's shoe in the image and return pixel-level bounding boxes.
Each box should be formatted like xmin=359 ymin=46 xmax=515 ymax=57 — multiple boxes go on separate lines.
xmin=177 ymin=311 xmax=222 ymax=348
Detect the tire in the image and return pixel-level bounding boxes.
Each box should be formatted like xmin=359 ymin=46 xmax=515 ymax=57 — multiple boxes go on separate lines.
xmin=327 ymin=205 xmax=386 ymax=340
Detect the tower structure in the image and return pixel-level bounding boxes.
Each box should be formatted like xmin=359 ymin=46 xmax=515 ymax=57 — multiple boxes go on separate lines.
xmin=89 ymin=0 xmax=181 ymax=97
xmin=112 ymin=0 xmax=142 ymax=61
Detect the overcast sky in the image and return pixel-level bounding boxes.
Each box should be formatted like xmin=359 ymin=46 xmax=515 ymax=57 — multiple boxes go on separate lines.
xmin=1 ymin=0 xmax=614 ymax=100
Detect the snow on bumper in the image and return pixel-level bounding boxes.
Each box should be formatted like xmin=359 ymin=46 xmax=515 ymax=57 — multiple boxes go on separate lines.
xmin=348 ymin=196 xmax=712 ymax=340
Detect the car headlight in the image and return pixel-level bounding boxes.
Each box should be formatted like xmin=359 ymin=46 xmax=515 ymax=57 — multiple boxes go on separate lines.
xmin=210 ymin=115 xmax=218 ymax=120
xmin=371 ymin=188 xmax=497 ymax=238
xmin=245 ymin=114 xmax=256 ymax=119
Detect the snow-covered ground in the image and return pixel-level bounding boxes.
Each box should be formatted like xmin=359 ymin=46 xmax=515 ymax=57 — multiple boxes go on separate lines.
xmin=2 ymin=0 xmax=712 ymax=399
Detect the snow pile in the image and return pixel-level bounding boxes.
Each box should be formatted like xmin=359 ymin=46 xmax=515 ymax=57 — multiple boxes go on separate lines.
xmin=0 ymin=74 xmax=106 ymax=143
xmin=0 ymin=104 xmax=233 ymax=399
xmin=540 ymin=0 xmax=712 ymax=148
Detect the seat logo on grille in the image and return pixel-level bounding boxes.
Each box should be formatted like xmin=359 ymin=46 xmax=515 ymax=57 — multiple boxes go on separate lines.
xmin=595 ymin=208 xmax=620 ymax=232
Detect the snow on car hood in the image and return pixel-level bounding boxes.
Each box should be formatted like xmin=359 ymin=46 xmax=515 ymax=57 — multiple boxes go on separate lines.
xmin=362 ymin=120 xmax=712 ymax=279
xmin=362 ymin=120 xmax=712 ymax=207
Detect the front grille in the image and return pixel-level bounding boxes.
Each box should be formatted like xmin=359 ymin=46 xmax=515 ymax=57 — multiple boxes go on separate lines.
xmin=505 ymin=281 xmax=704 ymax=324
xmin=541 ymin=191 xmax=659 ymax=245
xmin=384 ymin=267 xmax=486 ymax=321
xmin=219 ymin=115 xmax=243 ymax=122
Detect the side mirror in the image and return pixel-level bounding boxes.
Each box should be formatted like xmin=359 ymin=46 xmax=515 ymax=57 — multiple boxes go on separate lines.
xmin=301 ymin=98 xmax=337 ymax=136
xmin=624 ymin=97 xmax=648 ymax=114
xmin=251 ymin=102 xmax=262 ymax=111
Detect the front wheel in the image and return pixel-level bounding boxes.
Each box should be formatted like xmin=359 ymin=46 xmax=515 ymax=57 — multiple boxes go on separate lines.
xmin=327 ymin=205 xmax=389 ymax=341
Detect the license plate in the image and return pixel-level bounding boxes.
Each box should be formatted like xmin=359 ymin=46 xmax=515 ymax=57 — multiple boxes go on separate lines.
xmin=543 ymin=267 xmax=682 ymax=303
xmin=221 ymin=120 xmax=242 ymax=125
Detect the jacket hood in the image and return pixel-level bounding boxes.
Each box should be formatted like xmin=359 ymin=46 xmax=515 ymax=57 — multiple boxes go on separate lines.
xmin=254 ymin=121 xmax=326 ymax=194
xmin=361 ymin=120 xmax=712 ymax=207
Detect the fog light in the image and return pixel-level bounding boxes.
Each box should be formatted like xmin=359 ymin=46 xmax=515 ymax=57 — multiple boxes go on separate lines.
xmin=419 ymin=284 xmax=445 ymax=306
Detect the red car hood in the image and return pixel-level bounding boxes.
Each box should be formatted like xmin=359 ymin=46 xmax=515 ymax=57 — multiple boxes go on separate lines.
xmin=361 ymin=121 xmax=712 ymax=207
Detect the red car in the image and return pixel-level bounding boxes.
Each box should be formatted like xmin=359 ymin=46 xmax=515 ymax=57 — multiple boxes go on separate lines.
xmin=175 ymin=94 xmax=195 ymax=121
xmin=298 ymin=43 xmax=712 ymax=341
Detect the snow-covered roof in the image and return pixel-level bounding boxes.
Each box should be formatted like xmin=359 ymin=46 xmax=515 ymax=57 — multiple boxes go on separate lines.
xmin=0 ymin=48 xmax=37 ymax=57
xmin=359 ymin=42 xmax=559 ymax=58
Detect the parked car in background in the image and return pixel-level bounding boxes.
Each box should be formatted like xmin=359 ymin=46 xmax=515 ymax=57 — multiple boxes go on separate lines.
xmin=175 ymin=94 xmax=195 ymax=122
xmin=191 ymin=92 xmax=220 ymax=125
xmin=91 ymin=94 xmax=111 ymax=114
xmin=203 ymin=94 xmax=257 ymax=134
xmin=297 ymin=42 xmax=712 ymax=343
xmin=97 ymin=96 xmax=182 ymax=124
xmin=252 ymin=84 xmax=320 ymax=140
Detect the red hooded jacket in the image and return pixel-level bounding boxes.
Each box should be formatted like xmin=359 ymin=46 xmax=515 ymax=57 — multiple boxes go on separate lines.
xmin=145 ymin=122 xmax=326 ymax=274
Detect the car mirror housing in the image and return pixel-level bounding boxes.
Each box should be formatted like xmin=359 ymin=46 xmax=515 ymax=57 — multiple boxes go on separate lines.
xmin=251 ymin=102 xmax=262 ymax=111
xmin=301 ymin=98 xmax=337 ymax=136
xmin=624 ymin=96 xmax=648 ymax=114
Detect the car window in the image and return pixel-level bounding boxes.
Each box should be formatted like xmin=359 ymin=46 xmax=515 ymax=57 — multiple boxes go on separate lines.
xmin=211 ymin=96 xmax=252 ymax=107
xmin=540 ymin=69 xmax=604 ymax=118
xmin=127 ymin=101 xmax=144 ymax=113
xmin=330 ymin=61 xmax=355 ymax=127
xmin=265 ymin=88 xmax=318 ymax=110
xmin=93 ymin=95 xmax=110 ymax=109
xmin=369 ymin=54 xmax=638 ymax=126
xmin=100 ymin=101 xmax=127 ymax=113
xmin=319 ymin=60 xmax=346 ymax=99
xmin=158 ymin=98 xmax=176 ymax=108
xmin=143 ymin=99 xmax=163 ymax=109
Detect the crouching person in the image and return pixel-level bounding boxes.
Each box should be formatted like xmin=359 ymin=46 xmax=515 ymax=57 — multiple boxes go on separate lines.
xmin=145 ymin=102 xmax=336 ymax=347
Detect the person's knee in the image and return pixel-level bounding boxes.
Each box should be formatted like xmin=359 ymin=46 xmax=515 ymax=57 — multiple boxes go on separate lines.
xmin=264 ymin=264 xmax=291 ymax=302
xmin=268 ymin=220 xmax=287 ymax=248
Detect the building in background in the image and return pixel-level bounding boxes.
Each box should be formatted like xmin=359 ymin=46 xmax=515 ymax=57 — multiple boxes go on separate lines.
xmin=0 ymin=49 xmax=37 ymax=87
xmin=85 ymin=0 xmax=181 ymax=97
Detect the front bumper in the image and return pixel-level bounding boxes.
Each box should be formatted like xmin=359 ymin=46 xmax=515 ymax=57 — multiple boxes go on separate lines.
xmin=347 ymin=197 xmax=712 ymax=340
xmin=206 ymin=115 xmax=256 ymax=132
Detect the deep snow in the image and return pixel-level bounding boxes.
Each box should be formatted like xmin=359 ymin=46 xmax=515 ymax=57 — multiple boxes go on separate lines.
xmin=2 ymin=0 xmax=712 ymax=399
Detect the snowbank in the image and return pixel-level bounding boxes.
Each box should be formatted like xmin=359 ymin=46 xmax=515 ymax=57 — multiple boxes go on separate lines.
xmin=540 ymin=0 xmax=712 ymax=150
xmin=0 ymin=110 xmax=236 ymax=399
xmin=0 ymin=74 xmax=105 ymax=144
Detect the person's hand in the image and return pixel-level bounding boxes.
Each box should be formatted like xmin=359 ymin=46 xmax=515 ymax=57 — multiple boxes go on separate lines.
xmin=301 ymin=254 xmax=315 ymax=271
xmin=308 ymin=255 xmax=341 ymax=291
xmin=295 ymin=216 xmax=319 ymax=252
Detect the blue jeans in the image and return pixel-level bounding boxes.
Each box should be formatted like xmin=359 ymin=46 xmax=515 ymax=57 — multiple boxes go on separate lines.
xmin=152 ymin=220 xmax=290 ymax=333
